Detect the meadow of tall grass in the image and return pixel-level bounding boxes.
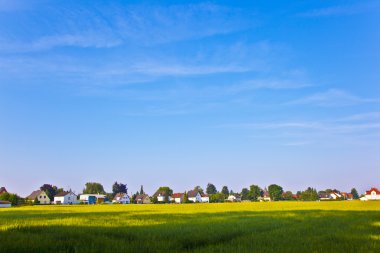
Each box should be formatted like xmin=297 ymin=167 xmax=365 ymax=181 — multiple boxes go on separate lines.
xmin=0 ymin=201 xmax=379 ymax=253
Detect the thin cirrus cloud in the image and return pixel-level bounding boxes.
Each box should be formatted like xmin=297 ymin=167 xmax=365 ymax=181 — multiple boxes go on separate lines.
xmin=0 ymin=2 xmax=255 ymax=52
xmin=297 ymin=1 xmax=380 ymax=17
xmin=287 ymin=89 xmax=380 ymax=107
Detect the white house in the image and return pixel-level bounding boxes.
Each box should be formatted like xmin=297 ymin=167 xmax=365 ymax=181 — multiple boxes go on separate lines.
xmin=54 ymin=191 xmax=79 ymax=205
xmin=0 ymin=200 xmax=11 ymax=208
xmin=362 ymin=188 xmax=380 ymax=201
xmin=80 ymin=194 xmax=107 ymax=204
xmin=112 ymin=193 xmax=130 ymax=204
xmin=155 ymin=191 xmax=172 ymax=202
xmin=187 ymin=190 xmax=202 ymax=203
xmin=330 ymin=192 xmax=342 ymax=200
xmin=171 ymin=193 xmax=184 ymax=203
xmin=26 ymin=190 xmax=51 ymax=204
xmin=201 ymin=194 xmax=209 ymax=203
xmin=227 ymin=194 xmax=242 ymax=202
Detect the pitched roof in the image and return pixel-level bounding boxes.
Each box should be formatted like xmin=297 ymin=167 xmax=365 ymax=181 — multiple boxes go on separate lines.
xmin=187 ymin=190 xmax=200 ymax=198
xmin=172 ymin=193 xmax=184 ymax=198
xmin=201 ymin=193 xmax=209 ymax=197
xmin=26 ymin=190 xmax=43 ymax=200
xmin=136 ymin=194 xmax=149 ymax=200
xmin=0 ymin=187 xmax=7 ymax=194
xmin=366 ymin=188 xmax=380 ymax=195
xmin=54 ymin=191 xmax=76 ymax=197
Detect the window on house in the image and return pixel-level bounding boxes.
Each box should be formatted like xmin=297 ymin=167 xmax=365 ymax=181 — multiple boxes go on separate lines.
xmin=44 ymin=196 xmax=46 ymax=198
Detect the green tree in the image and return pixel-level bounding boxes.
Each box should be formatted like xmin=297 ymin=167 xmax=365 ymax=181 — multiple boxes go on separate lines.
xmin=206 ymin=183 xmax=217 ymax=195
xmin=183 ymin=191 xmax=188 ymax=203
xmin=83 ymin=182 xmax=106 ymax=194
xmin=0 ymin=192 xmax=22 ymax=206
xmin=221 ymin=186 xmax=229 ymax=197
xmin=155 ymin=186 xmax=173 ymax=203
xmin=249 ymin=185 xmax=261 ymax=201
xmin=152 ymin=195 xmax=158 ymax=204
xmin=241 ymin=188 xmax=249 ymax=200
xmin=193 ymin=186 xmax=204 ymax=194
xmin=283 ymin=191 xmax=293 ymax=200
xmin=300 ymin=187 xmax=319 ymax=201
xmin=268 ymin=184 xmax=283 ymax=201
xmin=210 ymin=193 xmax=225 ymax=203
xmin=351 ymin=188 xmax=359 ymax=199
xmin=112 ymin=182 xmax=127 ymax=197
xmin=40 ymin=184 xmax=63 ymax=201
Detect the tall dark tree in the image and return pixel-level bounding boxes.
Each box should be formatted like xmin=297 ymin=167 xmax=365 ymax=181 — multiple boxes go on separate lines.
xmin=140 ymin=185 xmax=144 ymax=195
xmin=206 ymin=183 xmax=217 ymax=195
xmin=249 ymin=185 xmax=262 ymax=201
xmin=193 ymin=186 xmax=204 ymax=194
xmin=241 ymin=188 xmax=249 ymax=200
xmin=40 ymin=184 xmax=63 ymax=201
xmin=351 ymin=188 xmax=359 ymax=199
xmin=83 ymin=182 xmax=106 ymax=194
xmin=221 ymin=186 xmax=229 ymax=197
xmin=268 ymin=184 xmax=283 ymax=201
xmin=112 ymin=182 xmax=127 ymax=197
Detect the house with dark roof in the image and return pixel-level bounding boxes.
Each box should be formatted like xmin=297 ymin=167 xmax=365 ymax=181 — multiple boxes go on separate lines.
xmin=26 ymin=190 xmax=51 ymax=204
xmin=135 ymin=194 xmax=151 ymax=204
xmin=187 ymin=190 xmax=202 ymax=203
xmin=0 ymin=187 xmax=7 ymax=195
xmin=53 ymin=191 xmax=79 ymax=205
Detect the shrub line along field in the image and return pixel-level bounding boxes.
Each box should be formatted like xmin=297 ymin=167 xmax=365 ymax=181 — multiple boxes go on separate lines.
xmin=1 ymin=201 xmax=380 ymax=253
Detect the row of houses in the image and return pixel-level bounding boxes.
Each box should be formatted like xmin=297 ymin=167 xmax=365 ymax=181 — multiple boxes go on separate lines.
xmin=318 ymin=192 xmax=354 ymax=200
xmin=2 ymin=186 xmax=380 ymax=207
xmin=20 ymin=189 xmax=212 ymax=205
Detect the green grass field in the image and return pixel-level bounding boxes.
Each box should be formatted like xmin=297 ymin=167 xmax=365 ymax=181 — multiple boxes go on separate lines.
xmin=1 ymin=202 xmax=380 ymax=253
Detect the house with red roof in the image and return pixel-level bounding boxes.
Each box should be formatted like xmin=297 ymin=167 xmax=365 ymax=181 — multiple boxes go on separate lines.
xmin=361 ymin=188 xmax=380 ymax=201
xmin=341 ymin=192 xmax=354 ymax=200
xmin=171 ymin=193 xmax=184 ymax=203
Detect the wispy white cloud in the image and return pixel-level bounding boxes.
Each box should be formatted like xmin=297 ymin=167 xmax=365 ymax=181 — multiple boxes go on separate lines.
xmin=298 ymin=2 xmax=379 ymax=17
xmin=287 ymin=89 xmax=380 ymax=107
xmin=0 ymin=3 xmax=255 ymax=52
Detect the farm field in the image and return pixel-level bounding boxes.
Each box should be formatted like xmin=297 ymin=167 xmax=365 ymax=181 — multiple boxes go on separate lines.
xmin=1 ymin=202 xmax=380 ymax=253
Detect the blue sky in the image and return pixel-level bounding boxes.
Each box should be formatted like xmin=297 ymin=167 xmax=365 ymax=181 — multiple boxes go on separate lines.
xmin=0 ymin=0 xmax=379 ymax=196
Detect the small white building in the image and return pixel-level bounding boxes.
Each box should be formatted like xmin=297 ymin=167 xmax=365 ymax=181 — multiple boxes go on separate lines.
xmin=362 ymin=188 xmax=380 ymax=201
xmin=112 ymin=193 xmax=130 ymax=204
xmin=171 ymin=193 xmax=184 ymax=203
xmin=0 ymin=201 xmax=11 ymax=208
xmin=26 ymin=190 xmax=51 ymax=204
xmin=156 ymin=191 xmax=172 ymax=202
xmin=187 ymin=190 xmax=202 ymax=203
xmin=54 ymin=191 xmax=79 ymax=205
xmin=227 ymin=194 xmax=242 ymax=202
xmin=201 ymin=194 xmax=209 ymax=203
